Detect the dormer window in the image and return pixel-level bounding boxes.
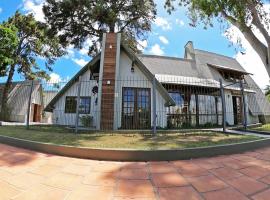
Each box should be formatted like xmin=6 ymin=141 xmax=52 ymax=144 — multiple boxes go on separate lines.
xmin=220 ymin=71 xmax=242 ymax=82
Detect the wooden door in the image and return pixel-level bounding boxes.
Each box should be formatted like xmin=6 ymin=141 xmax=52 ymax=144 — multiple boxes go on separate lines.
xmin=232 ymin=96 xmax=242 ymax=125
xmin=32 ymin=104 xmax=41 ymax=122
xmin=122 ymin=88 xmax=151 ymax=129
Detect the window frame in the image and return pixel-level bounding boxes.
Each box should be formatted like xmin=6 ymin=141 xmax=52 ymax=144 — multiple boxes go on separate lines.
xmin=64 ymin=96 xmax=91 ymax=114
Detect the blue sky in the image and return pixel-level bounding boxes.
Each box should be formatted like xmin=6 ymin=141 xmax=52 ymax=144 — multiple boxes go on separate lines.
xmin=0 ymin=0 xmax=268 ymax=88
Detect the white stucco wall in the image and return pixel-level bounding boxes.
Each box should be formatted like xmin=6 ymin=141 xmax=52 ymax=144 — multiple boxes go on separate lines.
xmin=52 ymin=71 xmax=98 ymax=127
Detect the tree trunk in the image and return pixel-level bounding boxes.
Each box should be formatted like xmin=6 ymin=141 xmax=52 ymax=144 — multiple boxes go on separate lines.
xmin=1 ymin=64 xmax=15 ymax=120
xmin=109 ymin=24 xmax=115 ymax=33
xmin=224 ymin=14 xmax=270 ymax=76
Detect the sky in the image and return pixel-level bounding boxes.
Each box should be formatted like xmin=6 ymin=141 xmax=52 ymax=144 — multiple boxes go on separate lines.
xmin=0 ymin=0 xmax=269 ymax=89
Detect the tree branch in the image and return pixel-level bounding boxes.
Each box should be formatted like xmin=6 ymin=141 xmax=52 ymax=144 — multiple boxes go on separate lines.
xmin=221 ymin=10 xmax=269 ymax=67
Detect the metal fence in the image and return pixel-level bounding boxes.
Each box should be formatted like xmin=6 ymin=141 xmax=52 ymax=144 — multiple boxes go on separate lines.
xmin=0 ymin=76 xmax=270 ymax=134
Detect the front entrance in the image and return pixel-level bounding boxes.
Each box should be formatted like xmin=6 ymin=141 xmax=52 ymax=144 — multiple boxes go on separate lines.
xmin=232 ymin=96 xmax=242 ymax=125
xmin=32 ymin=104 xmax=41 ymax=122
xmin=122 ymin=87 xmax=151 ymax=129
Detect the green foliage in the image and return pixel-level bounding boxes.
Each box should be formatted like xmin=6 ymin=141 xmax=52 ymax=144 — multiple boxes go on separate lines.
xmin=0 ymin=25 xmax=18 ymax=76
xmin=80 ymin=115 xmax=94 ymax=127
xmin=43 ymin=0 xmax=157 ymax=56
xmin=165 ymin=0 xmax=264 ymax=29
xmin=165 ymin=0 xmax=270 ymax=76
xmin=2 ymin=11 xmax=66 ymax=80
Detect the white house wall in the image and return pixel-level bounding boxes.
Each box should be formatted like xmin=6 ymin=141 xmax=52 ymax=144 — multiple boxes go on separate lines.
xmin=7 ymin=83 xmax=42 ymax=123
xmin=115 ymin=51 xmax=167 ymax=129
xmin=52 ymin=71 xmax=98 ymax=127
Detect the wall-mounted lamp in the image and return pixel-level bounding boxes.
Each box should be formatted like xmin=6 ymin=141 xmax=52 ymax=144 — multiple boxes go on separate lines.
xmin=131 ymin=60 xmax=135 ymax=73
xmin=109 ymin=44 xmax=113 ymax=49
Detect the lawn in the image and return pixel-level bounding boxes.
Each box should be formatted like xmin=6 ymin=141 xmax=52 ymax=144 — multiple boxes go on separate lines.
xmin=0 ymin=125 xmax=261 ymax=150
xmin=249 ymin=124 xmax=270 ymax=132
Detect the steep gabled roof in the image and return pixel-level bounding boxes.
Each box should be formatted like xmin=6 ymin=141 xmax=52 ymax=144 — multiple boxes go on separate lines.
xmin=137 ymin=54 xmax=198 ymax=77
xmin=45 ymin=44 xmax=175 ymax=112
xmin=44 ymin=54 xmax=100 ymax=112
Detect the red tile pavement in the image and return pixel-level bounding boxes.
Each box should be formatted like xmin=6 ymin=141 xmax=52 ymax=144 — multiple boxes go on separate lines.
xmin=3 ymin=143 xmax=270 ymax=199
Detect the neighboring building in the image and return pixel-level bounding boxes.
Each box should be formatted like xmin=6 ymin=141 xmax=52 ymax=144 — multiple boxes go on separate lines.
xmin=45 ymin=33 xmax=270 ymax=130
xmin=42 ymin=90 xmax=58 ymax=123
xmin=0 ymin=80 xmax=43 ymax=123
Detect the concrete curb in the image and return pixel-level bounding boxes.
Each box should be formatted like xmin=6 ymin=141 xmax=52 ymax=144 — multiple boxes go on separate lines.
xmin=0 ymin=134 xmax=270 ymax=161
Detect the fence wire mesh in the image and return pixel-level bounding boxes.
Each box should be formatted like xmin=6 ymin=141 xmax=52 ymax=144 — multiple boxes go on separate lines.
xmin=0 ymin=76 xmax=270 ymax=133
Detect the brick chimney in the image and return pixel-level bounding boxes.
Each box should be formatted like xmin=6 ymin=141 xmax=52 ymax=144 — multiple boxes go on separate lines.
xmin=100 ymin=33 xmax=118 ymax=130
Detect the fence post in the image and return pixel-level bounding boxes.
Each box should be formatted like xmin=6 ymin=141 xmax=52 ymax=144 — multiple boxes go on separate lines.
xmin=240 ymin=79 xmax=248 ymax=130
xmin=75 ymin=76 xmax=82 ymax=134
xmin=152 ymin=77 xmax=157 ymax=136
xmin=219 ymin=79 xmax=226 ymax=133
xmin=26 ymin=80 xmax=34 ymax=130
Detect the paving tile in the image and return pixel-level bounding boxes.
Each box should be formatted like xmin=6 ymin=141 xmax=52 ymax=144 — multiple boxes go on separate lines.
xmin=121 ymin=162 xmax=148 ymax=169
xmin=6 ymin=172 xmax=45 ymax=190
xmin=115 ymin=179 xmax=155 ymax=198
xmin=0 ymin=180 xmax=22 ymax=200
xmin=180 ymin=168 xmax=209 ymax=178
xmin=187 ymin=174 xmax=227 ymax=193
xmin=151 ymin=172 xmax=188 ymax=187
xmin=203 ymin=187 xmax=249 ymax=200
xmin=158 ymin=186 xmax=202 ymax=200
xmin=259 ymin=175 xmax=270 ymax=184
xmin=149 ymin=163 xmax=176 ymax=174
xmin=226 ymin=176 xmax=267 ymax=195
xmin=43 ymin=172 xmax=83 ymax=190
xmin=210 ymin=167 xmax=243 ymax=180
xmin=62 ymin=163 xmax=91 ymax=176
xmin=0 ymin=168 xmax=13 ymax=180
xmin=114 ymin=197 xmax=155 ymax=200
xmin=240 ymin=166 xmax=270 ymax=179
xmin=223 ymin=160 xmax=251 ymax=169
xmin=83 ymin=172 xmax=117 ymax=186
xmin=66 ymin=185 xmax=114 ymax=200
xmin=118 ymin=168 xmax=149 ymax=179
xmin=252 ymin=188 xmax=270 ymax=200
xmin=196 ymin=161 xmax=223 ymax=170
xmin=30 ymin=164 xmax=60 ymax=177
xmin=0 ymin=162 xmax=36 ymax=175
xmin=91 ymin=163 xmax=121 ymax=173
xmin=12 ymin=184 xmax=68 ymax=200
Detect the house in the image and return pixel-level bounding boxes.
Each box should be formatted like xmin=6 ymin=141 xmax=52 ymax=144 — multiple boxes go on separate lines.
xmin=45 ymin=33 xmax=270 ymax=130
xmin=0 ymin=80 xmax=44 ymax=123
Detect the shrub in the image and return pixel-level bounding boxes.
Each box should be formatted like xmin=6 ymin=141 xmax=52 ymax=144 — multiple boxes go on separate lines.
xmin=80 ymin=115 xmax=93 ymax=127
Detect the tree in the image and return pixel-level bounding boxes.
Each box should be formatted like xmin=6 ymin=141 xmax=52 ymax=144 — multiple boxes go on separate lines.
xmin=165 ymin=0 xmax=270 ymax=77
xmin=0 ymin=25 xmax=18 ymax=76
xmin=265 ymin=84 xmax=270 ymax=102
xmin=0 ymin=11 xmax=66 ymax=118
xmin=43 ymin=0 xmax=156 ymax=56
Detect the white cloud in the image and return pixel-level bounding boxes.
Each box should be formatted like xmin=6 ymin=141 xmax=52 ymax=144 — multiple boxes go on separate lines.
xmin=79 ymin=38 xmax=93 ymax=56
xmin=137 ymin=40 xmax=148 ymax=51
xmin=0 ymin=8 xmax=3 ymax=13
xmin=153 ymin=17 xmax=172 ymax=31
xmin=159 ymin=36 xmax=169 ymax=45
xmin=225 ymin=25 xmax=269 ymax=89
xmin=149 ymin=44 xmax=164 ymax=55
xmin=175 ymin=19 xmax=185 ymax=27
xmin=23 ymin=0 xmax=45 ymax=22
xmin=49 ymin=73 xmax=62 ymax=83
xmin=72 ymin=58 xmax=88 ymax=67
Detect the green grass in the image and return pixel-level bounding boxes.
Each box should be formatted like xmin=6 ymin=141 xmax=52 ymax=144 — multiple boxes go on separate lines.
xmin=0 ymin=125 xmax=261 ymax=150
xmin=249 ymin=124 xmax=270 ymax=132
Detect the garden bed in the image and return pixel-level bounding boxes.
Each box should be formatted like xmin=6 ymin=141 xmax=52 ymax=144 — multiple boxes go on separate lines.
xmin=0 ymin=125 xmax=260 ymax=150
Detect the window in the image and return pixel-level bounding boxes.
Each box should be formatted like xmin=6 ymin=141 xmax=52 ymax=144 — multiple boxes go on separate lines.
xmin=65 ymin=96 xmax=91 ymax=114
xmin=122 ymin=88 xmax=151 ymax=129
xmin=65 ymin=97 xmax=76 ymax=113
xmin=168 ymin=92 xmax=185 ymax=114
xmin=79 ymin=97 xmax=91 ymax=114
